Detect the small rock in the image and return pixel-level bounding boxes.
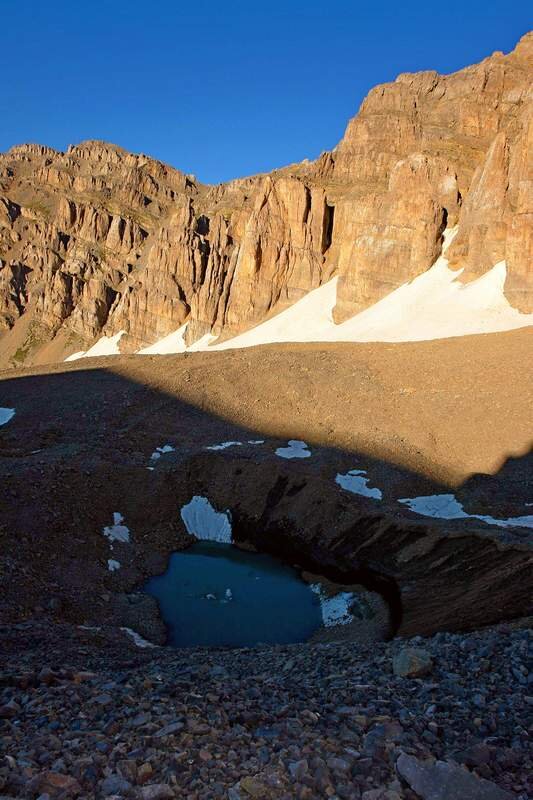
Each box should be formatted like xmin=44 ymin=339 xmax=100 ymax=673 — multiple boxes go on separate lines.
xmin=101 ymin=774 xmax=132 ymax=796
xmin=154 ymin=721 xmax=184 ymax=737
xmin=117 ymin=759 xmax=137 ymax=782
xmin=289 ymin=759 xmax=309 ymax=780
xmin=239 ymin=776 xmax=271 ymax=797
xmin=0 ymin=700 xmax=20 ymax=718
xmin=139 ymin=784 xmax=174 ymax=800
xmin=137 ymin=763 xmax=153 ymax=784
xmin=31 ymin=772 xmax=82 ymax=798
xmin=393 ymin=648 xmax=433 ymax=678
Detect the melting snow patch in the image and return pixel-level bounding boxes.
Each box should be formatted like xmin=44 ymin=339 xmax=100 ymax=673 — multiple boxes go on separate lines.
xmin=248 ymin=440 xmax=265 ymax=445
xmin=103 ymin=513 xmax=130 ymax=543
xmin=399 ymin=494 xmax=467 ymax=519
xmin=203 ymin=229 xmax=533 ymax=349
xmin=336 ymin=470 xmax=383 ymax=500
xmin=275 ymin=440 xmax=311 ymax=459
xmin=206 ymin=441 xmax=243 ymax=451
xmin=310 ymin=584 xmax=356 ymax=627
xmin=137 ymin=324 xmax=187 ymax=355
xmin=120 ymin=627 xmax=157 ymax=648
xmin=399 ymin=494 xmax=533 ymax=529
xmin=107 ymin=559 xmax=121 ymax=572
xmin=0 ymin=408 xmax=15 ymax=426
xmin=150 ymin=444 xmax=175 ymax=461
xmin=65 ymin=330 xmax=126 ymax=361
xmin=180 ymin=496 xmax=232 ymax=543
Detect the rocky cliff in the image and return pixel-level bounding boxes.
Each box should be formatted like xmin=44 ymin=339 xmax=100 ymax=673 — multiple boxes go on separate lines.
xmin=0 ymin=33 xmax=531 ymax=366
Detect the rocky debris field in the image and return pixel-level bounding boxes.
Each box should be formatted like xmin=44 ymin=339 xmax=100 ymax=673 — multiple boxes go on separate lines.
xmin=0 ymin=621 xmax=531 ymax=800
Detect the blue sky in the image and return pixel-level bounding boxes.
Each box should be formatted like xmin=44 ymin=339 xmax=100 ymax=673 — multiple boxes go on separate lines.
xmin=1 ymin=0 xmax=531 ymax=183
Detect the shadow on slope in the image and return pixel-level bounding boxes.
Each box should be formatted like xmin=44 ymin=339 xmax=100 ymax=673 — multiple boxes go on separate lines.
xmin=0 ymin=342 xmax=532 ymax=642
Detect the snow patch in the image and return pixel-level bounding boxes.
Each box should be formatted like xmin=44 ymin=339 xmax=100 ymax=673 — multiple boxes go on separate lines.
xmin=310 ymin=584 xmax=356 ymax=627
xmin=336 ymin=470 xmax=383 ymax=500
xmin=137 ymin=324 xmax=187 ymax=355
xmin=81 ymin=228 xmax=533 ymax=359
xmin=103 ymin=512 xmax=130 ymax=543
xmin=107 ymin=559 xmax=121 ymax=572
xmin=399 ymin=494 xmax=533 ymax=529
xmin=187 ymin=332 xmax=218 ymax=351
xmin=65 ymin=331 xmax=126 ymax=361
xmin=120 ymin=627 xmax=157 ymax=648
xmin=275 ymin=440 xmax=311 ymax=459
xmin=248 ymin=439 xmax=265 ymax=445
xmin=0 ymin=408 xmax=15 ymax=426
xmin=206 ymin=441 xmax=243 ymax=451
xmin=180 ymin=496 xmax=232 ymax=543
xmin=150 ymin=444 xmax=175 ymax=461
xmin=196 ymin=230 xmax=533 ymax=349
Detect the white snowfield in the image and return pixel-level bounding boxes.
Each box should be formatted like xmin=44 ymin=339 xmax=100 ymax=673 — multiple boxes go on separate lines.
xmin=205 ymin=440 xmax=265 ymax=450
xmin=66 ymin=330 xmax=126 ymax=361
xmin=0 ymin=408 xmax=15 ymax=426
xmin=206 ymin=441 xmax=243 ymax=451
xmin=336 ymin=469 xmax=383 ymax=500
xmin=103 ymin=512 xmax=130 ymax=543
xmin=64 ymin=230 xmax=533 ymax=362
xmin=138 ymin=325 xmax=187 ymax=355
xmin=310 ymin=584 xmax=356 ymax=627
xmin=275 ymin=440 xmax=312 ymax=459
xmin=399 ymin=493 xmax=533 ymax=529
xmin=333 ymin=472 xmax=533 ymax=531
xmin=180 ymin=496 xmax=233 ymax=543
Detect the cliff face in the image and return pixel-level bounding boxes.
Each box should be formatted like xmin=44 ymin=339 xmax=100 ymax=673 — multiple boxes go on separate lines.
xmin=0 ymin=34 xmax=531 ymax=365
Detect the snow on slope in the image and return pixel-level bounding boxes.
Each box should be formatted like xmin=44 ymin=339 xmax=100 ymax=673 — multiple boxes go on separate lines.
xmin=0 ymin=408 xmax=15 ymax=426
xmin=399 ymin=494 xmax=533 ymax=529
xmin=136 ymin=236 xmax=533 ymax=355
xmin=65 ymin=231 xmax=533 ymax=361
xmin=336 ymin=470 xmax=383 ymax=500
xmin=181 ymin=496 xmax=232 ymax=543
xmin=137 ymin=325 xmax=187 ymax=355
xmin=66 ymin=331 xmax=126 ymax=361
xmin=209 ymin=257 xmax=533 ymax=351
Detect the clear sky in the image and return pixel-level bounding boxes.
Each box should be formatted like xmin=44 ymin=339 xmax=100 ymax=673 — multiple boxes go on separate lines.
xmin=1 ymin=0 xmax=531 ymax=184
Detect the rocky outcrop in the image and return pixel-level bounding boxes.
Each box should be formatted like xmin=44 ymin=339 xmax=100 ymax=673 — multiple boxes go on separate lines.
xmin=0 ymin=34 xmax=531 ymax=365
xmin=0 ymin=334 xmax=531 ymax=636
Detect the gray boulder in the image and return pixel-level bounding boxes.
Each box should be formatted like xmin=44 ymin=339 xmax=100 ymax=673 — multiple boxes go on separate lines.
xmin=396 ymin=753 xmax=514 ymax=800
xmin=393 ymin=647 xmax=433 ymax=677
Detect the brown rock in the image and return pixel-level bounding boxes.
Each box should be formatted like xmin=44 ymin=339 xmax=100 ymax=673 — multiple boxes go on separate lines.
xmin=0 ymin=33 xmax=531 ymax=368
xmin=137 ymin=762 xmax=153 ymax=784
xmin=30 ymin=771 xmax=82 ymax=798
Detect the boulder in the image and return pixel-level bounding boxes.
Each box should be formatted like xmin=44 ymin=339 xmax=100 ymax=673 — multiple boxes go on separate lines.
xmin=392 ymin=647 xmax=433 ymax=677
xmin=396 ymin=754 xmax=514 ymax=800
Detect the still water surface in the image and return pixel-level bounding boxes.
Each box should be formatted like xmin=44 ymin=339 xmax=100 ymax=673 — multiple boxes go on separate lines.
xmin=144 ymin=542 xmax=322 ymax=647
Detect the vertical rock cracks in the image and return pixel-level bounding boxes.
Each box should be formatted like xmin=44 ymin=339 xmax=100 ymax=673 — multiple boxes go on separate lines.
xmin=0 ymin=33 xmax=531 ymax=364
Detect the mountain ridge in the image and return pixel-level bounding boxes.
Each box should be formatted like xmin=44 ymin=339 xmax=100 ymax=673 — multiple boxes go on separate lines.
xmin=0 ymin=31 xmax=531 ymax=368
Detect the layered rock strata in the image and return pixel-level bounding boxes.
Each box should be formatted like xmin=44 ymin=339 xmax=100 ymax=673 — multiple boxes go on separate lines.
xmin=0 ymin=34 xmax=531 ymax=365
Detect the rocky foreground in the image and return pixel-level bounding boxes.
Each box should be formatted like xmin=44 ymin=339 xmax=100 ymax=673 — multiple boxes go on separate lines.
xmin=0 ymin=621 xmax=531 ymax=800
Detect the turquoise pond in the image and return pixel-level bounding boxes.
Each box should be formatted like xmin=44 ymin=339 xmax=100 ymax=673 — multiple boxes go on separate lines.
xmin=144 ymin=542 xmax=323 ymax=647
